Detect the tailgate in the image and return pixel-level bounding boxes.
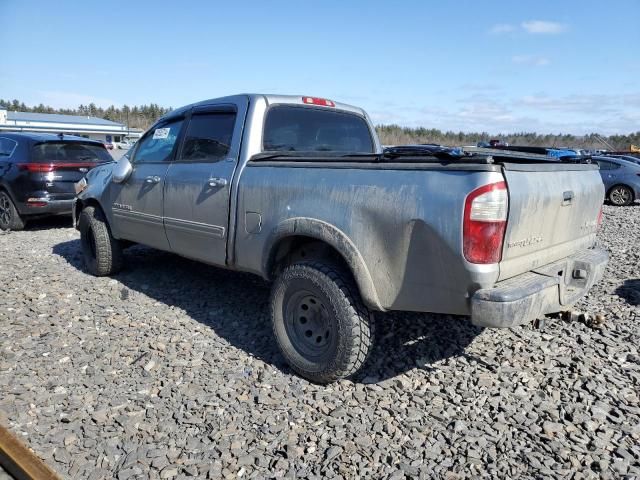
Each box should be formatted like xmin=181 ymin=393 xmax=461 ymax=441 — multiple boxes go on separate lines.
xmin=499 ymin=162 xmax=604 ymax=280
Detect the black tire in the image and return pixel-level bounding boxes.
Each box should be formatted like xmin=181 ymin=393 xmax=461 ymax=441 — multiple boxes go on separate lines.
xmin=79 ymin=205 xmax=123 ymax=276
xmin=270 ymin=261 xmax=374 ymax=383
xmin=608 ymin=185 xmax=633 ymax=206
xmin=0 ymin=190 xmax=25 ymax=231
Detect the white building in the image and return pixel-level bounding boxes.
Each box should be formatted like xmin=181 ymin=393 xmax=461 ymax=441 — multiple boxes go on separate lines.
xmin=0 ymin=108 xmax=143 ymax=144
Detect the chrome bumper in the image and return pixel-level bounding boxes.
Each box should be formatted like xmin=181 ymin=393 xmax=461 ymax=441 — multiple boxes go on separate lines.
xmin=471 ymin=247 xmax=609 ymax=328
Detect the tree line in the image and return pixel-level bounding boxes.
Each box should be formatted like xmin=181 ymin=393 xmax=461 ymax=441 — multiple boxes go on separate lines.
xmin=377 ymin=125 xmax=640 ymax=151
xmin=0 ymin=99 xmax=171 ymax=130
xmin=1 ymin=98 xmax=638 ymax=150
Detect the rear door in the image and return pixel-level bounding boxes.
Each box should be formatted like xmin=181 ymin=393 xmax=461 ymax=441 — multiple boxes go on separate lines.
xmin=109 ymin=117 xmax=184 ymax=250
xmin=163 ymin=102 xmax=245 ymax=266
xmin=499 ymin=163 xmax=604 ymax=280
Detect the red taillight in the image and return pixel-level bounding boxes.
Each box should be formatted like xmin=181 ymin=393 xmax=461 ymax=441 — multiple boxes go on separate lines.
xmin=597 ymin=206 xmax=603 ymax=228
xmin=17 ymin=162 xmax=97 ymax=172
xmin=302 ymin=96 xmax=335 ymax=107
xmin=18 ymin=163 xmax=56 ymax=173
xmin=463 ymin=181 xmax=508 ymax=264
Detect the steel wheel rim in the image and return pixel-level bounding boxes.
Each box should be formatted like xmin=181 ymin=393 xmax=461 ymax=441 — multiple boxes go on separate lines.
xmin=0 ymin=194 xmax=11 ymax=225
xmin=611 ymin=187 xmax=630 ymax=205
xmin=284 ymin=290 xmax=335 ymax=360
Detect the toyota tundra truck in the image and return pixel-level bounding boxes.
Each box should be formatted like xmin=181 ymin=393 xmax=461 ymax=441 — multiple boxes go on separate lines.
xmin=73 ymin=94 xmax=608 ymax=383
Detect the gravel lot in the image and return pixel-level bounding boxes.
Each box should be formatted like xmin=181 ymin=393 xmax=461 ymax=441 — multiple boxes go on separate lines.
xmin=1 ymin=205 xmax=639 ymax=479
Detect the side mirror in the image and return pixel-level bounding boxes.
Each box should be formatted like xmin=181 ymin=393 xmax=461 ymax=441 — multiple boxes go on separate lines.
xmin=112 ymin=156 xmax=133 ymax=183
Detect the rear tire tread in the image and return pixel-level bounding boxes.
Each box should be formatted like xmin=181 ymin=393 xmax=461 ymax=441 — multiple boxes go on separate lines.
xmin=271 ymin=261 xmax=374 ymax=384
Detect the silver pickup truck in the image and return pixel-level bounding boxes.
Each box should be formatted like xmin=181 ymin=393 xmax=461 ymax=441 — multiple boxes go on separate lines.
xmin=74 ymin=94 xmax=608 ymax=383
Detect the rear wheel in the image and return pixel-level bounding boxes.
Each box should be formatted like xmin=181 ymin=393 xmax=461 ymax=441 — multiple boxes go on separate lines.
xmin=79 ymin=205 xmax=123 ymax=276
xmin=0 ymin=191 xmax=25 ymax=231
xmin=609 ymin=185 xmax=633 ymax=206
xmin=270 ymin=261 xmax=374 ymax=383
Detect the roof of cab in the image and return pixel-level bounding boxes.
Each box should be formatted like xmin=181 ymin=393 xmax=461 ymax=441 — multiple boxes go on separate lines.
xmin=162 ymin=94 xmax=367 ymax=122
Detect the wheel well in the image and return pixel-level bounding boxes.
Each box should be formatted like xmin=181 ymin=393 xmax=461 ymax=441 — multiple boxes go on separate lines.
xmin=607 ymin=184 xmax=635 ymax=200
xmin=0 ymin=185 xmax=18 ymax=208
xmin=75 ymin=198 xmax=102 ymax=216
xmin=269 ymin=236 xmax=351 ymax=279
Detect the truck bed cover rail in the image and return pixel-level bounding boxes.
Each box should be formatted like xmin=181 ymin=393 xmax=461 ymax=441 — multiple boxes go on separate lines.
xmin=251 ymin=145 xmax=593 ymax=165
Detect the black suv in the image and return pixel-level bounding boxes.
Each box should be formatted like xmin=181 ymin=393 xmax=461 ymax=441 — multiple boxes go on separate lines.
xmin=0 ymin=132 xmax=112 ymax=230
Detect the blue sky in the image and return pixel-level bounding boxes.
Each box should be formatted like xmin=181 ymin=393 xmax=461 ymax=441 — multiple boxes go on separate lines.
xmin=1 ymin=0 xmax=638 ymax=134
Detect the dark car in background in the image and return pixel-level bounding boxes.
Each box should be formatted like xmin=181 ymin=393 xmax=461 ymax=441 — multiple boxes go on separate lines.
xmin=592 ymin=156 xmax=640 ymax=206
xmin=0 ymin=133 xmax=112 ymax=230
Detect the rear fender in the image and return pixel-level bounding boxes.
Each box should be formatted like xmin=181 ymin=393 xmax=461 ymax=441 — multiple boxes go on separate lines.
xmin=263 ymin=217 xmax=383 ymax=311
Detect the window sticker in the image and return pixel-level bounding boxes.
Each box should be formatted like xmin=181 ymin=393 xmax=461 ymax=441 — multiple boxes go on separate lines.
xmin=153 ymin=128 xmax=170 ymax=139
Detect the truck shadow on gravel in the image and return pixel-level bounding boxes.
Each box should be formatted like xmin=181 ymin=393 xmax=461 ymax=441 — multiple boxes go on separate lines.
xmin=53 ymin=240 xmax=483 ymax=383
xmin=23 ymin=216 xmax=73 ymax=231
xmin=615 ymin=279 xmax=640 ymax=306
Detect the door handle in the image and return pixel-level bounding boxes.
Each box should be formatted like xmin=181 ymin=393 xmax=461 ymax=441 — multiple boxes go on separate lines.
xmin=207 ymin=177 xmax=228 ymax=187
xmin=145 ymin=175 xmax=161 ymax=184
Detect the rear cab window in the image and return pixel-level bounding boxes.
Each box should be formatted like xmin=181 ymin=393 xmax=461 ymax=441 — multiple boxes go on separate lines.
xmin=31 ymin=141 xmax=112 ymax=163
xmin=263 ymin=106 xmax=374 ymax=154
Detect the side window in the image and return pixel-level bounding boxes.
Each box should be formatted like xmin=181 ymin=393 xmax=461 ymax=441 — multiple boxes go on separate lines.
xmin=0 ymin=137 xmax=18 ymax=158
xmin=597 ymin=160 xmax=620 ymax=170
xmin=131 ymin=119 xmax=184 ymax=163
xmin=179 ymin=112 xmax=236 ymax=162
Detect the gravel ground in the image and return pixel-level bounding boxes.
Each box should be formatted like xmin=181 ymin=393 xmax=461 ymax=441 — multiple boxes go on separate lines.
xmin=0 ymin=465 xmax=11 ymax=480
xmin=0 ymin=205 xmax=639 ymax=479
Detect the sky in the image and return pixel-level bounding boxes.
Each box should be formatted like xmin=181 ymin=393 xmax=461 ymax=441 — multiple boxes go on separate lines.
xmin=1 ymin=0 xmax=639 ymax=135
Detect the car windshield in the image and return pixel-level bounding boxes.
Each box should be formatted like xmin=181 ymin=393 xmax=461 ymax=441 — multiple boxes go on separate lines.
xmin=263 ymin=106 xmax=374 ymax=153
xmin=32 ymin=141 xmax=112 ymax=163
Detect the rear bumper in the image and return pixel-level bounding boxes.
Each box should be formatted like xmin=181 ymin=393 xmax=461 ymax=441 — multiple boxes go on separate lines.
xmin=19 ymin=199 xmax=74 ymax=216
xmin=471 ymin=247 xmax=609 ymax=328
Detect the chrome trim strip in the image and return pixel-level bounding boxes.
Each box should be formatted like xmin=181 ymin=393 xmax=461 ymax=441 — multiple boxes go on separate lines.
xmin=164 ymin=216 xmax=226 ymax=238
xmin=112 ymin=208 xmax=164 ymax=226
xmin=112 ymin=208 xmax=225 ymax=237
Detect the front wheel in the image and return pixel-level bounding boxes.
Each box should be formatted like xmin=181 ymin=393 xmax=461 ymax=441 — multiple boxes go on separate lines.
xmin=609 ymin=185 xmax=633 ymax=206
xmin=79 ymin=205 xmax=123 ymax=276
xmin=0 ymin=191 xmax=25 ymax=231
xmin=270 ymin=261 xmax=374 ymax=383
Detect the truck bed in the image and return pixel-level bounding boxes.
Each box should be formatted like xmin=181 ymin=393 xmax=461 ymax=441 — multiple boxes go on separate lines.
xmin=236 ymin=154 xmax=603 ymax=317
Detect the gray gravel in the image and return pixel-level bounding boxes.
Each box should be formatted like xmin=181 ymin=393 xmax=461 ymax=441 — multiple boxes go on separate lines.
xmin=0 ymin=465 xmax=12 ymax=480
xmin=1 ymin=205 xmax=639 ymax=479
